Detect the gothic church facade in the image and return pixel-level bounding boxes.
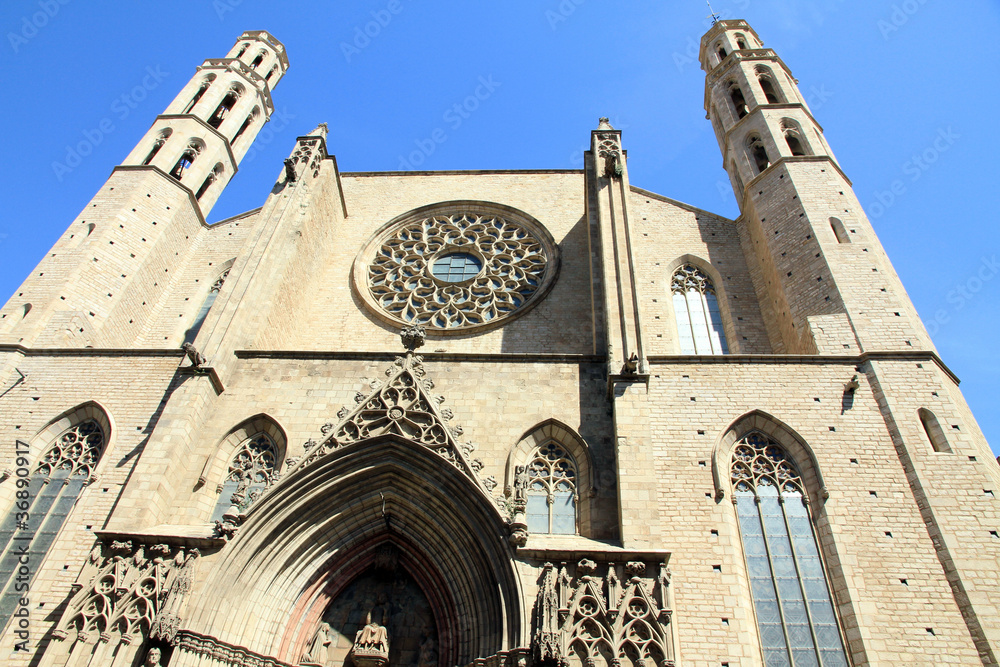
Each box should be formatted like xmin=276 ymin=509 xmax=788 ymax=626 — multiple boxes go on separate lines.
xmin=0 ymin=20 xmax=997 ymax=667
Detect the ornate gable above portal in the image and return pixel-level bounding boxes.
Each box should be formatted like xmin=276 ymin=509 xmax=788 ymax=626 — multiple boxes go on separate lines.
xmin=293 ymin=326 xmax=497 ymax=498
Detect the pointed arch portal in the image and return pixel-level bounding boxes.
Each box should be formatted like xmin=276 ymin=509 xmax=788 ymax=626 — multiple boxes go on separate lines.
xmin=181 ymin=434 xmax=523 ymax=666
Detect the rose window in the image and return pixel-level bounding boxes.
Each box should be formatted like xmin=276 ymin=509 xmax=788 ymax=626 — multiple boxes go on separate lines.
xmin=357 ymin=205 xmax=558 ymax=332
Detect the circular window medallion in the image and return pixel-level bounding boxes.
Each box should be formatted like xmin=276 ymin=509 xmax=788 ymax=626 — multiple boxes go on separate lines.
xmin=355 ymin=203 xmax=559 ymax=332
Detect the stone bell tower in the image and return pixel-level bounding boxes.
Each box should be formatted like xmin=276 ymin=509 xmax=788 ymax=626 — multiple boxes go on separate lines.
xmin=0 ymin=32 xmax=288 ymax=349
xmin=701 ymin=19 xmax=930 ymax=355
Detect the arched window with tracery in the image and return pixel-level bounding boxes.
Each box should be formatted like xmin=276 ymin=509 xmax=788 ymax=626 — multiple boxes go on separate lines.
xmin=729 ymin=81 xmax=749 ymax=119
xmin=671 ymin=264 xmax=728 ymax=355
xmin=731 ymin=433 xmax=849 ymax=667
xmin=183 ymin=76 xmax=214 ymax=114
xmin=757 ymin=67 xmax=785 ymax=104
xmin=526 ymin=442 xmax=577 ymax=535
xmin=0 ymin=419 xmax=106 ymax=631
xmin=748 ymin=134 xmax=770 ymax=174
xmin=210 ymin=432 xmax=279 ymax=523
xmin=143 ymin=128 xmax=172 ymax=165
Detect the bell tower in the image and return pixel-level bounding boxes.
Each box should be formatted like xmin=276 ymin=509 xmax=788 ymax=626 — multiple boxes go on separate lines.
xmin=0 ymin=32 xmax=288 ymax=349
xmin=122 ymin=30 xmax=289 ymax=213
xmin=701 ymin=19 xmax=930 ymax=355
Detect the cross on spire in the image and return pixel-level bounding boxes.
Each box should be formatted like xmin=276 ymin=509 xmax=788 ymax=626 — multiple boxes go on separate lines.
xmin=706 ymin=0 xmax=721 ymax=24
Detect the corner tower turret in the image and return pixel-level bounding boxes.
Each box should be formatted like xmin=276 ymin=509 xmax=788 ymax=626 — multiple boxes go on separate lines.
xmin=701 ymin=19 xmax=930 ymax=355
xmin=122 ymin=31 xmax=288 ymax=214
xmin=0 ymin=32 xmax=288 ymax=349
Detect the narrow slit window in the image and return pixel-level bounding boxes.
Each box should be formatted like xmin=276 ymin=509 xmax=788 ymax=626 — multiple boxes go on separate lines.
xmin=830 ymin=218 xmax=851 ymax=244
xmin=919 ymin=409 xmax=952 ymax=453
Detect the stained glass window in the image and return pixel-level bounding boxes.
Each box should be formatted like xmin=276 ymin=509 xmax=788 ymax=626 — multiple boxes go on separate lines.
xmin=672 ymin=265 xmax=729 ymax=355
xmin=0 ymin=420 xmax=105 ymax=632
xmin=732 ymin=433 xmax=849 ymax=667
xmin=526 ymin=442 xmax=577 ymax=535
xmin=211 ymin=432 xmax=279 ymax=523
xmin=431 ymin=253 xmax=483 ymax=283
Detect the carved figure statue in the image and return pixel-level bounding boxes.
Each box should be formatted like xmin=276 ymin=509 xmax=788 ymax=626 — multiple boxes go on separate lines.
xmin=301 ymin=622 xmax=332 ymax=665
xmin=143 ymin=647 xmax=162 ymax=667
xmin=417 ymin=631 xmax=438 ymax=667
xmin=351 ymin=610 xmax=390 ymax=667
xmin=181 ymin=342 xmax=207 ymax=367
xmin=284 ymin=157 xmax=298 ymax=183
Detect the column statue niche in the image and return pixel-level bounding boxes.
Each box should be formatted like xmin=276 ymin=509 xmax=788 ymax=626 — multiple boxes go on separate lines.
xmin=300 ymin=622 xmax=332 ymax=666
xmin=351 ymin=609 xmax=390 ymax=667
xmin=143 ymin=647 xmax=163 ymax=667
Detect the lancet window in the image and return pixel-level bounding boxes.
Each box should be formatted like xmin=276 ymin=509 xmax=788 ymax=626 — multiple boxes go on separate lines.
xmin=757 ymin=68 xmax=784 ymax=104
xmin=671 ymin=264 xmax=728 ymax=355
xmin=170 ymin=141 xmax=203 ymax=181
xmin=232 ymin=107 xmax=259 ymax=145
xmin=729 ymin=81 xmax=749 ymax=119
xmin=196 ymin=163 xmax=225 ymax=201
xmin=210 ymin=432 xmax=279 ymax=523
xmin=749 ymin=134 xmax=770 ymax=173
xmin=209 ymin=85 xmax=242 ymax=129
xmin=183 ymin=76 xmax=214 ymax=114
xmin=0 ymin=419 xmax=106 ymax=631
xmin=731 ymin=433 xmax=849 ymax=667
xmin=143 ymin=128 xmax=172 ymax=166
xmin=525 ymin=442 xmax=577 ymax=535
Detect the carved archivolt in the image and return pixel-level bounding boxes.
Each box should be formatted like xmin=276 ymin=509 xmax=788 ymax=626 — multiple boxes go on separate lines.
xmin=355 ymin=204 xmax=559 ymax=332
xmin=534 ymin=559 xmax=677 ymax=667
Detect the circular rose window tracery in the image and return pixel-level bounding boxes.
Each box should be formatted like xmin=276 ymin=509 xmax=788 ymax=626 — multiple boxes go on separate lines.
xmin=356 ymin=203 xmax=559 ymax=332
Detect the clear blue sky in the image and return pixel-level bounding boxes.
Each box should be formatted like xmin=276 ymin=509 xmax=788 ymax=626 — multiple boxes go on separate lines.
xmin=0 ymin=0 xmax=997 ymax=453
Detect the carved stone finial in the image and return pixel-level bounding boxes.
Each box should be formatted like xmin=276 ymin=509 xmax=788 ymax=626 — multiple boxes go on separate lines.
xmin=182 ymin=342 xmax=207 ymax=368
xmin=598 ymin=117 xmax=614 ymax=130
xmin=401 ymin=325 xmax=426 ymax=351
xmin=625 ymin=561 xmax=646 ymax=580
